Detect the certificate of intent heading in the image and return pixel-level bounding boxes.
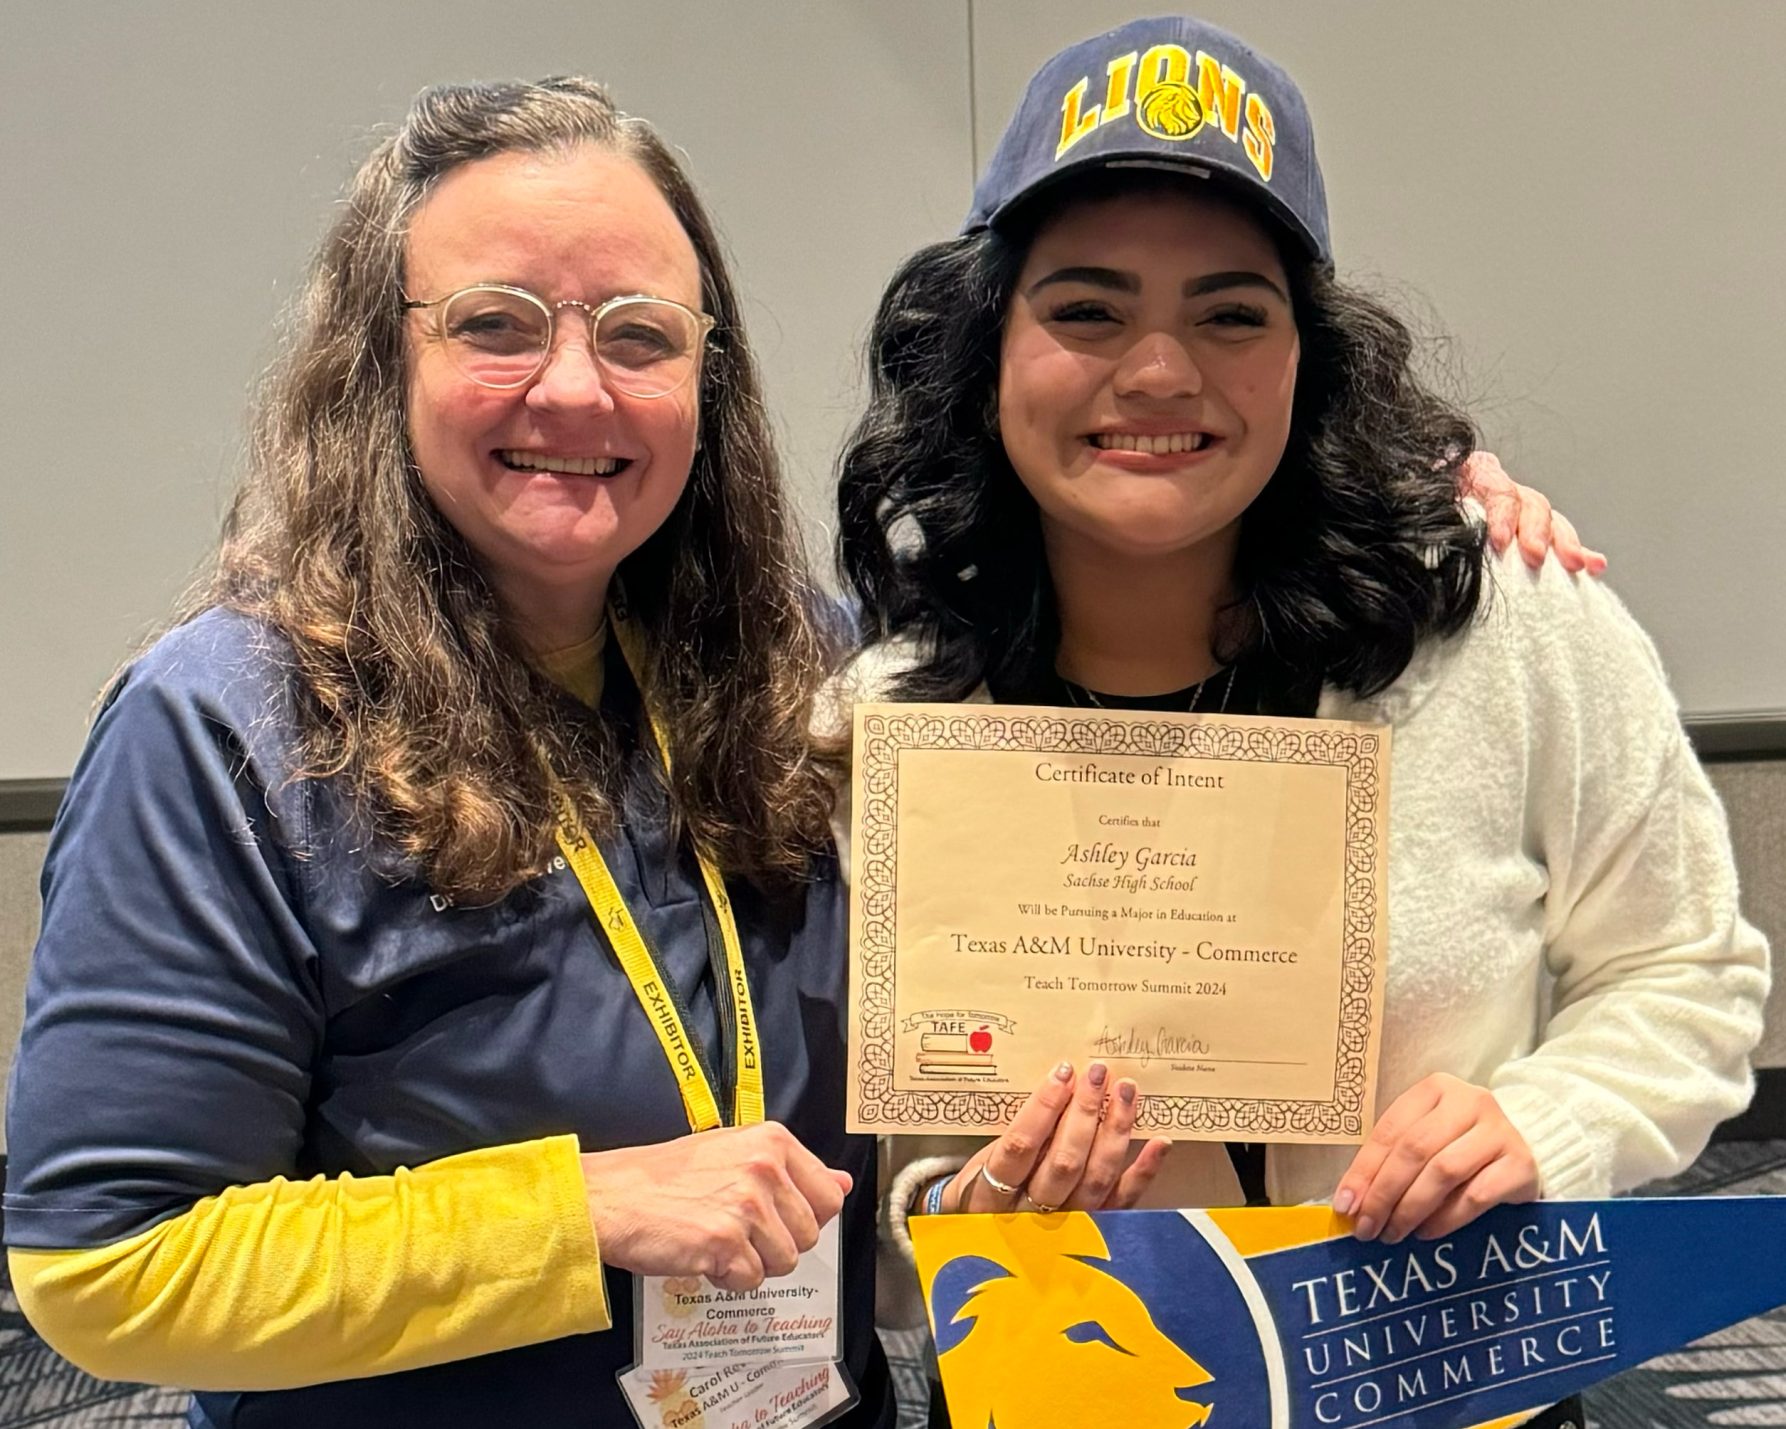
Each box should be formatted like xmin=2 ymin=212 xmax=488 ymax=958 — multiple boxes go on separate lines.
xmin=845 ymin=702 xmax=1390 ymax=1143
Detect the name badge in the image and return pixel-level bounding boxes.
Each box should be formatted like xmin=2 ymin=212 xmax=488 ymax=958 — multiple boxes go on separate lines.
xmin=633 ymin=1218 xmax=843 ymax=1372
xmin=618 ymin=1358 xmax=857 ymax=1429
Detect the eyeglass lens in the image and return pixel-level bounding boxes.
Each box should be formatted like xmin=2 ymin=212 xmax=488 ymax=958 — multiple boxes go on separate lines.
xmin=439 ymin=288 xmax=703 ymax=396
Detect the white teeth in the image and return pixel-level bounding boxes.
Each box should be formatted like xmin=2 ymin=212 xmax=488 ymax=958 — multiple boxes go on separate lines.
xmin=1092 ymin=432 xmax=1212 ymax=455
xmin=499 ymin=451 xmax=623 ymax=476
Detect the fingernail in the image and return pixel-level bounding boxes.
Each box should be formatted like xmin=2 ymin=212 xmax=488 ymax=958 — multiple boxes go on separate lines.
xmin=1119 ymin=1081 xmax=1136 ymax=1105
xmin=1088 ymin=1062 xmax=1107 ymax=1089
xmin=1055 ymin=1061 xmax=1073 ymax=1082
xmin=1332 ymin=1188 xmax=1354 ymax=1216
xmin=1353 ymin=1215 xmax=1378 ymax=1240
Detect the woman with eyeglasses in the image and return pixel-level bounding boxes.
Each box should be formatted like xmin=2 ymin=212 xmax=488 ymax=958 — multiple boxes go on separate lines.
xmin=4 ymin=80 xmax=895 ymax=1427
xmin=837 ymin=18 xmax=1766 ymax=1428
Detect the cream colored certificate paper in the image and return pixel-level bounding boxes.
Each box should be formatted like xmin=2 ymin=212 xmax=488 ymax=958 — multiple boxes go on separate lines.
xmin=846 ymin=703 xmax=1389 ymax=1142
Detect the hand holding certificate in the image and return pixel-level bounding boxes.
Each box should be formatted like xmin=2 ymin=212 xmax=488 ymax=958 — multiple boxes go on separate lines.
xmin=935 ymin=1056 xmax=1174 ymax=1215
xmin=846 ymin=702 xmax=1391 ymax=1142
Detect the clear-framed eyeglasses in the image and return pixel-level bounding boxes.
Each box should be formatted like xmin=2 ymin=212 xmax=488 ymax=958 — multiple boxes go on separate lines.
xmin=401 ymin=284 xmax=715 ymax=398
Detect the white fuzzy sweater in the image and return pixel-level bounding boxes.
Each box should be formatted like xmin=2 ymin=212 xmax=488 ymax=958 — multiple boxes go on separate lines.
xmin=823 ymin=548 xmax=1769 ymax=1288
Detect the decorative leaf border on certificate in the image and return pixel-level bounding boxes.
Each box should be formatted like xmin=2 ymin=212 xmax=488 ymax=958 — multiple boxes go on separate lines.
xmin=854 ymin=708 xmax=1383 ymax=1136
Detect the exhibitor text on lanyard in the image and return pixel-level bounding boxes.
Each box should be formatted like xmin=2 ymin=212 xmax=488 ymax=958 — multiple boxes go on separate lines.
xmin=550 ymin=770 xmax=761 ymax=1131
xmin=552 ymin=620 xmax=856 ymax=1429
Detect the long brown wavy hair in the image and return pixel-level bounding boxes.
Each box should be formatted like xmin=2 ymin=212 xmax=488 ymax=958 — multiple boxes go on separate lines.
xmin=175 ymin=77 xmax=839 ymax=900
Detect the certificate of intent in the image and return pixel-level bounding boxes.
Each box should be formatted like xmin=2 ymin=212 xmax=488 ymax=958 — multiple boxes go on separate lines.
xmin=846 ymin=702 xmax=1389 ymax=1142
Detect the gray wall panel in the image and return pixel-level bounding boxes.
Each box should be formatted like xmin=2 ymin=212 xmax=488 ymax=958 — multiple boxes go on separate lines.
xmin=1709 ymin=761 xmax=1786 ymax=1069
xmin=0 ymin=831 xmax=49 ymax=1154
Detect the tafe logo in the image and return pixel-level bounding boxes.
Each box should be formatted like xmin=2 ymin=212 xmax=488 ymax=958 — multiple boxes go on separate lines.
xmin=1055 ymin=42 xmax=1278 ymax=183
xmin=901 ymin=1009 xmax=1015 ymax=1080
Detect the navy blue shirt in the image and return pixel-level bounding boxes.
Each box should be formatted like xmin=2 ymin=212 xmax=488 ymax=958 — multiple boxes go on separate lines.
xmin=5 ymin=608 xmax=891 ymax=1428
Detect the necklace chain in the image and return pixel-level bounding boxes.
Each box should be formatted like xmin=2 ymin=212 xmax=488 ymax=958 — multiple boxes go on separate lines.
xmin=1065 ymin=664 xmax=1237 ymax=715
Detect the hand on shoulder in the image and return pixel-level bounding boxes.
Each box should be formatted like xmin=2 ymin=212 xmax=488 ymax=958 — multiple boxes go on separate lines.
xmin=1462 ymin=451 xmax=1606 ymax=576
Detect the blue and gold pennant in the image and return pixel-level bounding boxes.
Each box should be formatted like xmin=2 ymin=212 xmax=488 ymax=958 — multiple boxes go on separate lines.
xmin=912 ymin=1198 xmax=1786 ymax=1429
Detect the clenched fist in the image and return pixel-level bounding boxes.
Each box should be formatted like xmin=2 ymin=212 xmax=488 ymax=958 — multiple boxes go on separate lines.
xmin=581 ymin=1122 xmax=853 ymax=1291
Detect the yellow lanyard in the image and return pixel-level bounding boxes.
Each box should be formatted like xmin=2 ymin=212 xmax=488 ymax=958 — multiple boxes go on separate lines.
xmin=549 ymin=621 xmax=764 ymax=1133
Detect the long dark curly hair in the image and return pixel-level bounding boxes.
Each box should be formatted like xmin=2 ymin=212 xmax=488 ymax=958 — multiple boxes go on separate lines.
xmin=169 ymin=78 xmax=840 ymax=900
xmin=837 ymin=172 xmax=1487 ymax=702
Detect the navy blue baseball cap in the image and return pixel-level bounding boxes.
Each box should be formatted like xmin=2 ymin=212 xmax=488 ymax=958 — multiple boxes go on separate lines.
xmin=965 ymin=15 xmax=1331 ymax=267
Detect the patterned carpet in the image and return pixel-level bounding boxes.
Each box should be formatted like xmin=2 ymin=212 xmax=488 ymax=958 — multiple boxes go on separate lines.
xmin=1578 ymin=1139 xmax=1786 ymax=1428
xmin=4 ymin=1141 xmax=1784 ymax=1427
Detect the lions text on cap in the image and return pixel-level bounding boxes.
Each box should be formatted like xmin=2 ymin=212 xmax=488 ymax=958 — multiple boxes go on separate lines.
xmin=1055 ymin=40 xmax=1277 ymax=182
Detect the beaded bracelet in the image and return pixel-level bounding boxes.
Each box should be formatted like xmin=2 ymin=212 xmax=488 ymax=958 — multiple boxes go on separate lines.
xmin=923 ymin=1175 xmax=951 ymax=1216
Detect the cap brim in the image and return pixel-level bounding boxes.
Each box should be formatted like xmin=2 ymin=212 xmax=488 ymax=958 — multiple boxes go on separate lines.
xmin=975 ymin=151 xmax=1328 ymax=268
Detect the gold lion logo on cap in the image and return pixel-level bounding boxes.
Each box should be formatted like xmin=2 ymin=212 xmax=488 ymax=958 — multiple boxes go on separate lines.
xmin=1136 ymin=81 xmax=1206 ymax=141
xmin=1052 ymin=45 xmax=1277 ymax=180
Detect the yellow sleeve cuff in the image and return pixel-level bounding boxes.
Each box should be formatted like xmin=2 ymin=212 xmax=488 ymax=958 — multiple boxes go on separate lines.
xmin=10 ymin=1133 xmax=609 ymax=1390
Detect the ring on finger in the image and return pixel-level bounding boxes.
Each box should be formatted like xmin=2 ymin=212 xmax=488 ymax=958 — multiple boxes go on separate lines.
xmin=1021 ymin=1192 xmax=1059 ymax=1214
xmin=979 ymin=1163 xmax=1021 ymax=1197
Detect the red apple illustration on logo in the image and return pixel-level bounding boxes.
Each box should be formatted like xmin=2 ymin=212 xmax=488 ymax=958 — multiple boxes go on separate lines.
xmin=969 ymin=1025 xmax=993 ymax=1053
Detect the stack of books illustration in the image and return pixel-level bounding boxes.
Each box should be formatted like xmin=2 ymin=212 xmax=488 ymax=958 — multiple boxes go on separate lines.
xmin=916 ymin=1029 xmax=996 ymax=1076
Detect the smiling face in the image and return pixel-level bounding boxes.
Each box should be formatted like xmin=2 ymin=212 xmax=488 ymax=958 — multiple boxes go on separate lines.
xmin=998 ymin=184 xmax=1301 ymax=578
xmin=403 ymin=146 xmax=704 ymax=644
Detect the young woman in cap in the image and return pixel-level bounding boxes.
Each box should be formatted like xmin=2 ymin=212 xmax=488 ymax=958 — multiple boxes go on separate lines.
xmin=835 ymin=17 xmax=1766 ymax=1427
xmin=5 ymin=79 xmax=895 ymax=1428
